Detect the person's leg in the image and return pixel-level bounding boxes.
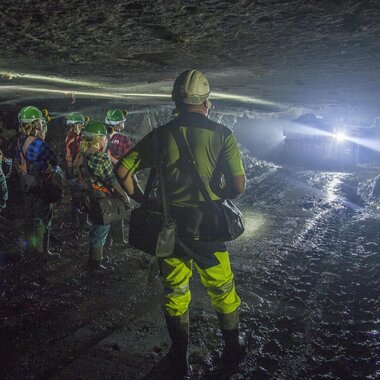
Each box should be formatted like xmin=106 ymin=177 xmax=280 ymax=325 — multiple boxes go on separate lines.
xmin=71 ymin=182 xmax=89 ymax=229
xmin=0 ymin=173 xmax=8 ymax=211
xmin=195 ymin=250 xmax=240 ymax=314
xmin=159 ymin=256 xmax=193 ymax=317
xmin=195 ymin=250 xmax=245 ymax=367
xmin=30 ymin=198 xmax=59 ymax=259
xmin=70 ymin=184 xmax=80 ymax=229
xmin=23 ymin=192 xmax=35 ymax=253
xmin=41 ymin=201 xmax=59 ymax=258
xmin=88 ymin=223 xmax=111 ymax=270
xmin=159 ymin=256 xmax=193 ymax=375
xmin=23 ymin=193 xmax=57 ymax=259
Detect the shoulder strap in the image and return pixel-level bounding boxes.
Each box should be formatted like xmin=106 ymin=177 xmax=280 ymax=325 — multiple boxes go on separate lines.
xmin=155 ymin=128 xmax=171 ymax=222
xmin=143 ymin=167 xmax=157 ymax=200
xmin=18 ymin=136 xmax=37 ymax=174
xmin=21 ymin=136 xmax=37 ymax=160
xmin=170 ymin=127 xmax=213 ymax=205
xmin=139 ymin=132 xmax=159 ymax=201
xmin=82 ymin=154 xmax=97 ymax=201
xmin=138 ymin=129 xmax=171 ymax=221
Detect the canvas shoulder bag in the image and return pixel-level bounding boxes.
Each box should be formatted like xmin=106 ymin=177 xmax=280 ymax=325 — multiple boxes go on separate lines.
xmin=82 ymin=154 xmax=128 ymax=225
xmin=128 ymin=129 xmax=177 ymax=257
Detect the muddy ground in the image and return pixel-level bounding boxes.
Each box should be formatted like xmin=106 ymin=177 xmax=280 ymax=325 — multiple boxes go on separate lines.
xmin=0 ymin=164 xmax=379 ymax=380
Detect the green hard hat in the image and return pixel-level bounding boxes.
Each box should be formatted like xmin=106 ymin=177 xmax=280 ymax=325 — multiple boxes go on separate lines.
xmin=105 ymin=109 xmax=127 ymax=125
xmin=18 ymin=106 xmax=44 ymax=123
xmin=66 ymin=112 xmax=85 ymax=125
xmin=82 ymin=120 xmax=107 ymax=138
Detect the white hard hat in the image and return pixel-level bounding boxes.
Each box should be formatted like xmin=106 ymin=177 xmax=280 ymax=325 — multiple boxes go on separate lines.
xmin=172 ymin=69 xmax=210 ymax=105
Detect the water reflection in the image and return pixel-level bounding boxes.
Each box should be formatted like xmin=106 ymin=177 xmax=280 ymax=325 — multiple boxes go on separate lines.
xmin=324 ymin=174 xmax=342 ymax=203
xmin=241 ymin=209 xmax=267 ymax=238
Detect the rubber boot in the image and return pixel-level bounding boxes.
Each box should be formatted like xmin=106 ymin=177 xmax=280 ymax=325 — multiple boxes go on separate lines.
xmin=24 ymin=225 xmax=44 ymax=258
xmin=217 ymin=310 xmax=246 ymax=370
xmin=78 ymin=210 xmax=88 ymax=226
xmin=87 ymin=246 xmax=109 ymax=272
xmin=71 ymin=207 xmax=80 ymax=230
xmin=86 ymin=213 xmax=92 ymax=226
xmin=42 ymin=229 xmax=60 ymax=260
xmin=70 ymin=184 xmax=84 ymax=229
xmin=24 ymin=223 xmax=37 ymax=254
xmin=34 ymin=225 xmax=45 ymax=254
xmin=165 ymin=310 xmax=191 ymax=378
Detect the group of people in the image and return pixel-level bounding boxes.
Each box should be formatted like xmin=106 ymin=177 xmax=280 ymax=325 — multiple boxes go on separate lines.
xmin=0 ymin=104 xmax=135 ymax=268
xmin=1 ymin=70 xmax=247 ymax=377
xmin=64 ymin=109 xmax=133 ymax=270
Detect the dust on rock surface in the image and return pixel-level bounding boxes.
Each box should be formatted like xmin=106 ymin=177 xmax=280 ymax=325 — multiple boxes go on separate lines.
xmin=1 ymin=161 xmax=379 ymax=379
xmin=0 ymin=0 xmax=380 ymax=113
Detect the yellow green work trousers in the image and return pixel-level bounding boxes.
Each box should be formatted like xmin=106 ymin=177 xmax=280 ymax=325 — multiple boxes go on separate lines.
xmin=159 ymin=250 xmax=241 ymax=317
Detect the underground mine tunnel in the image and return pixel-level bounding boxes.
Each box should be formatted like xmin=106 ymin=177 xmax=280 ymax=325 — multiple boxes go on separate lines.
xmin=0 ymin=1 xmax=379 ymax=379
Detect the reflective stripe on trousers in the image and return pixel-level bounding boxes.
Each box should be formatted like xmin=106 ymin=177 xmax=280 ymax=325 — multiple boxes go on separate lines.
xmin=159 ymin=250 xmax=241 ymax=317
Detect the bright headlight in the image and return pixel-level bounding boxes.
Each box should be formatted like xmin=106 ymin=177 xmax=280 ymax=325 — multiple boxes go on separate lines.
xmin=334 ymin=131 xmax=347 ymax=141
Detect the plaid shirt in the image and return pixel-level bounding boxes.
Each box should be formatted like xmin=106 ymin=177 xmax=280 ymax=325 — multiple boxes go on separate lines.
xmin=107 ymin=132 xmax=134 ymax=165
xmin=86 ymin=151 xmax=115 ymax=188
xmin=17 ymin=135 xmax=59 ymax=173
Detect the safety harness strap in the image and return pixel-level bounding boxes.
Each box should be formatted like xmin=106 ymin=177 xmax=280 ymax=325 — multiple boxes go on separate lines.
xmin=19 ymin=136 xmax=37 ymax=175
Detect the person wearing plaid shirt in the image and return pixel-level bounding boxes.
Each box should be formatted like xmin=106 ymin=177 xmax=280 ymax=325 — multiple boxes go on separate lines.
xmin=16 ymin=106 xmax=61 ymax=260
xmin=79 ymin=120 xmax=130 ymax=272
xmin=17 ymin=134 xmax=59 ymax=173
xmin=86 ymin=150 xmax=115 ymax=190
xmin=107 ymin=133 xmax=134 ymax=165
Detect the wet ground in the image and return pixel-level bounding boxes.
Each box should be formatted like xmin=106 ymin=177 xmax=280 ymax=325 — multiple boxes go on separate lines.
xmin=1 ymin=165 xmax=379 ymax=380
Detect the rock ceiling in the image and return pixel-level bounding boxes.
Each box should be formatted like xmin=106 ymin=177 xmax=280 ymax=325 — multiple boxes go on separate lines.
xmin=0 ymin=0 xmax=379 ymax=121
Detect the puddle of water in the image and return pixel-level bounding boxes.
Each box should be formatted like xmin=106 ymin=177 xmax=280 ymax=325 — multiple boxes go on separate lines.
xmin=240 ymin=208 xmax=268 ymax=238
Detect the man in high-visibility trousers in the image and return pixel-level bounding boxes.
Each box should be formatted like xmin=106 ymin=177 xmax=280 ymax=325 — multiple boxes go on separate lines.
xmin=116 ymin=70 xmax=246 ymax=377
